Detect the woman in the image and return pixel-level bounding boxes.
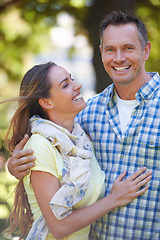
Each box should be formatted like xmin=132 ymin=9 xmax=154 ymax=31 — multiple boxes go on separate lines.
xmin=2 ymin=62 xmax=151 ymax=239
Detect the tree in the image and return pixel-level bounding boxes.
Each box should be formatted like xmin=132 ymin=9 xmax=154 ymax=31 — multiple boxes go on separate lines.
xmin=85 ymin=0 xmax=139 ymax=92
xmin=0 ymin=0 xmax=160 ymax=93
xmin=0 ymin=0 xmax=160 ymax=92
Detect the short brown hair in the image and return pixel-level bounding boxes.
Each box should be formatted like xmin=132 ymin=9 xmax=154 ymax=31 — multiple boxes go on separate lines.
xmin=99 ymin=11 xmax=149 ymax=49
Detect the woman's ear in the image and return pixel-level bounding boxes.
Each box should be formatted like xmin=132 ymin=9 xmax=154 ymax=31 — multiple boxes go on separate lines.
xmin=39 ymin=98 xmax=54 ymax=109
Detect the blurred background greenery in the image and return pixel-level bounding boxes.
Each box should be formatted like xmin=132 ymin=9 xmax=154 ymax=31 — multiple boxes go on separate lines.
xmin=0 ymin=0 xmax=160 ymax=238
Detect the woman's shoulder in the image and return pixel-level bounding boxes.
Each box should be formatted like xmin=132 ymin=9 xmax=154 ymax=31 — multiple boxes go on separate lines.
xmin=24 ymin=133 xmax=63 ymax=179
xmin=25 ymin=133 xmax=54 ymax=151
xmin=24 ymin=133 xmax=61 ymax=166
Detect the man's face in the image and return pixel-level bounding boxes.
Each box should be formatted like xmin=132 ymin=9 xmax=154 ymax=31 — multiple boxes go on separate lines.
xmin=100 ymin=23 xmax=150 ymax=88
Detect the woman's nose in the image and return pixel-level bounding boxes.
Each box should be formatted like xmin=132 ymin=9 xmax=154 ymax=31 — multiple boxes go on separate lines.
xmin=73 ymin=81 xmax=82 ymax=90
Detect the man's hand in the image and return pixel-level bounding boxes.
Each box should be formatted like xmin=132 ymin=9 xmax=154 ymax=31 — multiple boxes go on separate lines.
xmin=7 ymin=134 xmax=35 ymax=180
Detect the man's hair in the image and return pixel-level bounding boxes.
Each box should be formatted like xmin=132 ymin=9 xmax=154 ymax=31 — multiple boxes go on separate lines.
xmin=99 ymin=11 xmax=149 ymax=49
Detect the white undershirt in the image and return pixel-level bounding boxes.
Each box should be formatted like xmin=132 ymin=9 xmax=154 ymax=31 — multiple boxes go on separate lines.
xmin=115 ymin=92 xmax=138 ymax=133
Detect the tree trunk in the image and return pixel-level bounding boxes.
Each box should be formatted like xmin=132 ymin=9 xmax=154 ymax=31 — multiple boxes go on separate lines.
xmin=85 ymin=0 xmax=138 ymax=93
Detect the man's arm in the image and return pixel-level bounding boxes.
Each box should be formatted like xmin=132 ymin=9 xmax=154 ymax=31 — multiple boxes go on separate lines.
xmin=7 ymin=134 xmax=35 ymax=180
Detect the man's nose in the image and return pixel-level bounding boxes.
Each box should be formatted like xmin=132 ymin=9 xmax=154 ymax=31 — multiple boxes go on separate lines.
xmin=113 ymin=50 xmax=126 ymax=63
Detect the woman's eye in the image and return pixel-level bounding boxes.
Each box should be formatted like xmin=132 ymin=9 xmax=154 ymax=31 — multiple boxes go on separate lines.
xmin=63 ymin=78 xmax=74 ymax=88
xmin=63 ymin=83 xmax=68 ymax=88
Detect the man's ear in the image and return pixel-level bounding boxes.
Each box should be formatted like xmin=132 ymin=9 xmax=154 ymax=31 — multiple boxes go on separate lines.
xmin=99 ymin=45 xmax=103 ymax=55
xmin=143 ymin=42 xmax=151 ymax=61
xmin=39 ymin=98 xmax=54 ymax=109
xmin=99 ymin=45 xmax=104 ymax=63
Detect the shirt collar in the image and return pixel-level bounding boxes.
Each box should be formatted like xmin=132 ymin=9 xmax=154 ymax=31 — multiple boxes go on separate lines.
xmin=136 ymin=72 xmax=160 ymax=103
xmin=106 ymin=72 xmax=160 ymax=104
xmin=104 ymin=83 xmax=114 ymax=104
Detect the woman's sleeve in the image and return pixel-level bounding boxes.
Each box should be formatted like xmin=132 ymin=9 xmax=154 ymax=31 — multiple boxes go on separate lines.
xmin=24 ymin=133 xmax=63 ymax=180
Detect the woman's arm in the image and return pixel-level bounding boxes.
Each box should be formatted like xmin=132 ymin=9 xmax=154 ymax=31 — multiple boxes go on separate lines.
xmin=31 ymin=167 xmax=152 ymax=239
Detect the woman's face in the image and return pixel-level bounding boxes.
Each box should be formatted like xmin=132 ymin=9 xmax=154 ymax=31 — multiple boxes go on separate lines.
xmin=47 ymin=65 xmax=87 ymax=119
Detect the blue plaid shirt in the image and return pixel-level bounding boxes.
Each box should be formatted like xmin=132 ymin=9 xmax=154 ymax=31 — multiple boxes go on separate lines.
xmin=77 ymin=72 xmax=160 ymax=240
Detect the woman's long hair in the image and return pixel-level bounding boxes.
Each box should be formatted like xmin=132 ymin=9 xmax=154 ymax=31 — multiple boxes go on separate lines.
xmin=4 ymin=61 xmax=57 ymax=239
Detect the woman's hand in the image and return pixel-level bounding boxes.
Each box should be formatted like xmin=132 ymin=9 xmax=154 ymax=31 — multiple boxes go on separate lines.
xmin=110 ymin=167 xmax=152 ymax=207
xmin=7 ymin=134 xmax=35 ymax=180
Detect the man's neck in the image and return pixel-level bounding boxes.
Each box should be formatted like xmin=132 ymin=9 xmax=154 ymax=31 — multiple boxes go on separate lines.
xmin=114 ymin=73 xmax=151 ymax=100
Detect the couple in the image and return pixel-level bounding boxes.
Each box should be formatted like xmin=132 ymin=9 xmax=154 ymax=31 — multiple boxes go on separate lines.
xmin=4 ymin=11 xmax=160 ymax=240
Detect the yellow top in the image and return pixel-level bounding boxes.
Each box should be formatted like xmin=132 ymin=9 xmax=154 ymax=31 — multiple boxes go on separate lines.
xmin=23 ymin=134 xmax=105 ymax=239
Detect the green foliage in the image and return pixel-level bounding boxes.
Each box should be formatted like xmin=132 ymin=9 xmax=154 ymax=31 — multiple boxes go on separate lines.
xmin=0 ymin=168 xmax=18 ymax=235
xmin=0 ymin=6 xmax=52 ymax=82
xmin=136 ymin=0 xmax=160 ymax=73
xmin=0 ymin=0 xmax=159 ymax=83
xmin=0 ymin=170 xmax=17 ymax=217
xmin=0 ymin=0 xmax=89 ymax=84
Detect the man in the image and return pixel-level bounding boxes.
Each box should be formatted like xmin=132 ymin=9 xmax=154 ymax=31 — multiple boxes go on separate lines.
xmin=7 ymin=11 xmax=160 ymax=239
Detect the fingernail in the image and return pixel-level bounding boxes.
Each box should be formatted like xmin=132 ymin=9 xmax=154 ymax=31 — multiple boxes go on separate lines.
xmin=29 ymin=162 xmax=34 ymax=167
xmin=28 ymin=150 xmax=34 ymax=154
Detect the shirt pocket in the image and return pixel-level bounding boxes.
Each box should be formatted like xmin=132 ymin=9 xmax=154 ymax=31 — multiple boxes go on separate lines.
xmin=137 ymin=127 xmax=160 ymax=170
xmin=138 ymin=133 xmax=160 ymax=147
xmin=137 ymin=116 xmax=160 ymax=148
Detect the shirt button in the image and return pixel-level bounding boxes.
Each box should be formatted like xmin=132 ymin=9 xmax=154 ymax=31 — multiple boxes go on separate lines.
xmin=106 ymin=226 xmax=109 ymax=230
xmin=120 ymin=155 xmax=123 ymax=159
xmin=150 ymin=141 xmax=154 ymax=145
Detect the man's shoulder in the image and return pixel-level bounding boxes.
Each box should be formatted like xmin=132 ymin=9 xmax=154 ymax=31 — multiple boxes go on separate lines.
xmin=149 ymin=72 xmax=160 ymax=98
xmin=76 ymin=84 xmax=113 ymax=124
xmin=148 ymin=71 xmax=160 ymax=79
xmin=86 ymin=83 xmax=114 ymax=106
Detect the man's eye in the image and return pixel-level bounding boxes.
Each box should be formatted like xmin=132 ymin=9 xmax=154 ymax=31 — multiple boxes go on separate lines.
xmin=126 ymin=47 xmax=133 ymax=50
xmin=107 ymin=49 xmax=113 ymax=52
xmin=105 ymin=48 xmax=113 ymax=53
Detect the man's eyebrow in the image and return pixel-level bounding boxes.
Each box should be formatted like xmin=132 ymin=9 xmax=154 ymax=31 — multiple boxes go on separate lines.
xmin=104 ymin=45 xmax=114 ymax=49
xmin=60 ymin=74 xmax=71 ymax=85
xmin=123 ymin=43 xmax=135 ymax=47
xmin=104 ymin=43 xmax=135 ymax=49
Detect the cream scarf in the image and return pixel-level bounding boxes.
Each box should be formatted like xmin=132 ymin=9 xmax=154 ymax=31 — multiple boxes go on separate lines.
xmin=26 ymin=115 xmax=92 ymax=239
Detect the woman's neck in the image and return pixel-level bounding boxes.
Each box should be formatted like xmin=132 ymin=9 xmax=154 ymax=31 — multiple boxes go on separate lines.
xmin=48 ymin=115 xmax=74 ymax=133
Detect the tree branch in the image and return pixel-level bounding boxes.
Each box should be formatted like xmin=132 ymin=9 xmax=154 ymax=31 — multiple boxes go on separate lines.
xmin=0 ymin=0 xmax=24 ymax=13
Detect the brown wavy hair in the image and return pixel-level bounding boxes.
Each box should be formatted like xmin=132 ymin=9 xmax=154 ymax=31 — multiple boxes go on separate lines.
xmin=3 ymin=61 xmax=57 ymax=239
